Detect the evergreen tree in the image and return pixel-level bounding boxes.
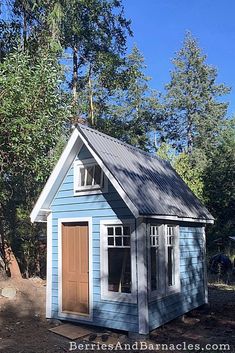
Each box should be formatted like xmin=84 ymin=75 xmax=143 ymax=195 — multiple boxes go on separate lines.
xmin=92 ymin=46 xmax=162 ymax=150
xmin=162 ymin=32 xmax=230 ymax=154
xmin=203 ymin=118 xmax=235 ymax=241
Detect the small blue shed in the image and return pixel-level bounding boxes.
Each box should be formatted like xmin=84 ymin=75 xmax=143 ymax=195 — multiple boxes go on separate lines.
xmin=31 ymin=124 xmax=214 ymax=335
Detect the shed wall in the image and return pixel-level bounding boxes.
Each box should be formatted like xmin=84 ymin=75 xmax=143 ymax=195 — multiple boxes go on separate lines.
xmin=50 ymin=145 xmax=138 ymax=332
xmin=149 ymin=226 xmax=206 ymax=330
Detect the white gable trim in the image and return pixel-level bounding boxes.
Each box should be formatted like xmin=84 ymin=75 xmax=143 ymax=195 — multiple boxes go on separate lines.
xmin=31 ymin=127 xmax=139 ymax=223
xmin=77 ymin=129 xmax=139 ymax=218
xmin=30 ymin=129 xmax=83 ymax=222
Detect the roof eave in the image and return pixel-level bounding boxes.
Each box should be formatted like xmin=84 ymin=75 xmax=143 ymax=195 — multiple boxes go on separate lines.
xmin=142 ymin=214 xmax=214 ymax=224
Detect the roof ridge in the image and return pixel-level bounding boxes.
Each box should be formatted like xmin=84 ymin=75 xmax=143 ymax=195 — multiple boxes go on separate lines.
xmin=77 ymin=123 xmax=164 ymax=163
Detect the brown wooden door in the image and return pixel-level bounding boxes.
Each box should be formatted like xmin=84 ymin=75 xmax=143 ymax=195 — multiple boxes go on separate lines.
xmin=62 ymin=222 xmax=89 ymax=315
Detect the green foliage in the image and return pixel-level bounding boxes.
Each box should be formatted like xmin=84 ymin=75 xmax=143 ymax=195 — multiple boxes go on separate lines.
xmin=0 ymin=47 xmax=71 ymax=275
xmin=173 ymin=150 xmax=206 ymax=201
xmin=162 ymin=32 xmax=230 ymax=154
xmin=203 ymin=119 xmax=235 ymax=238
xmin=0 ymin=49 xmax=70 ymax=184
xmin=93 ymin=46 xmax=162 ymax=150
xmin=156 ymin=144 xmax=206 ymax=201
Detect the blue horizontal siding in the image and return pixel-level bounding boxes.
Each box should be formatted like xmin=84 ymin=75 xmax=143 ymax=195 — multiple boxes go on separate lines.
xmin=149 ymin=226 xmax=206 ymax=331
xmin=50 ymin=144 xmax=138 ymax=332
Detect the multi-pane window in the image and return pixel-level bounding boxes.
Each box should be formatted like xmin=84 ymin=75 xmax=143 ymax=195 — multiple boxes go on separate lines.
xmin=78 ymin=163 xmax=103 ymax=189
xmin=167 ymin=226 xmax=176 ymax=287
xmin=149 ymin=224 xmax=180 ymax=297
xmin=100 ymin=220 xmax=136 ymax=303
xmin=106 ymin=225 xmax=131 ymax=293
xmin=74 ymin=159 xmax=105 ymax=194
xmin=150 ymin=226 xmax=160 ymax=291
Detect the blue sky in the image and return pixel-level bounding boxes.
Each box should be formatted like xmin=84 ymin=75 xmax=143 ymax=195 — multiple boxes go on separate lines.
xmin=123 ymin=0 xmax=235 ymax=116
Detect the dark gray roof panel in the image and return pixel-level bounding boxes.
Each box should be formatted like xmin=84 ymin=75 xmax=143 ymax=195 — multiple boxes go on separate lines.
xmin=78 ymin=124 xmax=213 ymax=220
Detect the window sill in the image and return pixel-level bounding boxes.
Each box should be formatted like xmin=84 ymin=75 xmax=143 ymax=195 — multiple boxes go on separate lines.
xmin=74 ymin=188 xmax=104 ymax=196
xmin=149 ymin=287 xmax=181 ymax=302
xmin=101 ymin=291 xmax=137 ymax=304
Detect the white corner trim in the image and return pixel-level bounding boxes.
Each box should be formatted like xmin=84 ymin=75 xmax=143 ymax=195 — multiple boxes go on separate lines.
xmin=58 ymin=217 xmax=93 ymax=322
xmin=136 ymin=217 xmax=149 ymax=335
xmin=46 ymin=212 xmax=52 ymax=318
xmin=100 ymin=219 xmax=137 ymax=304
xmin=144 ymin=214 xmax=214 ymax=224
xmin=30 ymin=129 xmax=83 ymax=223
xmin=202 ymin=227 xmax=208 ymax=304
xmin=77 ymin=130 xmax=139 ymax=218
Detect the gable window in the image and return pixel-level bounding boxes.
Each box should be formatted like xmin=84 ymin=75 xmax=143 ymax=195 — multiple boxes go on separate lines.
xmin=74 ymin=158 xmax=107 ymax=195
xmin=100 ymin=220 xmax=136 ymax=303
xmin=149 ymin=224 xmax=180 ymax=299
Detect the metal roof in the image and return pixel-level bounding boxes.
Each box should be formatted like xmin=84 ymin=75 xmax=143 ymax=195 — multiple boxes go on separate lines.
xmin=78 ymin=124 xmax=214 ymax=221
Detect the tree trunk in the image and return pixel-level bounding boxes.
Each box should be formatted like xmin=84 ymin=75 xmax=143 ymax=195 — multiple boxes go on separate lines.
xmin=72 ymin=44 xmax=78 ymax=106
xmin=187 ymin=116 xmax=193 ymax=154
xmin=4 ymin=245 xmax=22 ymax=279
xmin=88 ymin=64 xmax=95 ymax=126
xmin=22 ymin=6 xmax=27 ymax=51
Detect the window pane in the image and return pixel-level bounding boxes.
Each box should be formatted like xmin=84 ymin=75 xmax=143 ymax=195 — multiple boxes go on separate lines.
xmin=108 ymin=237 xmax=114 ymax=246
xmin=108 ymin=248 xmax=131 ymax=293
xmin=86 ymin=166 xmax=93 ymax=185
xmin=168 ymin=236 xmax=174 ymax=245
xmin=123 ymin=237 xmax=130 ymax=246
xmin=94 ymin=165 xmax=102 ymax=185
xmin=151 ymin=247 xmax=159 ymax=291
xmin=107 ymin=227 xmax=114 ymax=236
xmin=123 ymin=226 xmax=130 ymax=235
xmin=115 ymin=237 xmax=122 ymax=246
xmin=80 ymin=167 xmax=85 ymax=187
xmin=115 ymin=227 xmax=122 ymax=235
xmin=168 ymin=246 xmax=175 ymax=286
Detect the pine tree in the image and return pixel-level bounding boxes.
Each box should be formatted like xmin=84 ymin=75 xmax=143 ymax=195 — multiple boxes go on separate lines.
xmin=162 ymin=32 xmax=230 ymax=154
xmin=94 ymin=46 xmax=162 ymax=150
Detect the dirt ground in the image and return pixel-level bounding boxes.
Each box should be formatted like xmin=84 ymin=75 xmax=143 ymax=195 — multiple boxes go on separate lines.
xmin=0 ymin=278 xmax=234 ymax=353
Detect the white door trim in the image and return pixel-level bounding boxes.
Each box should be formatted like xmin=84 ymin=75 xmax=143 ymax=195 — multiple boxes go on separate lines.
xmin=58 ymin=217 xmax=93 ymax=321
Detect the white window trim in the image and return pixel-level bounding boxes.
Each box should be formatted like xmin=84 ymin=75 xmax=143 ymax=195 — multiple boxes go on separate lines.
xmin=100 ymin=219 xmax=137 ymax=304
xmin=74 ymin=158 xmax=108 ymax=196
xmin=58 ymin=217 xmax=93 ymax=322
xmin=148 ymin=224 xmax=181 ymax=301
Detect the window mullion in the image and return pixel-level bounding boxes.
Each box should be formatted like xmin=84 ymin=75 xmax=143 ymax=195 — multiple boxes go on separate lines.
xmin=92 ymin=165 xmax=95 ymax=186
xmin=84 ymin=167 xmax=88 ymax=187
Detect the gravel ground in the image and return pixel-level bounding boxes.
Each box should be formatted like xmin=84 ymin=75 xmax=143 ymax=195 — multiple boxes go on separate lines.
xmin=0 ymin=278 xmax=234 ymax=353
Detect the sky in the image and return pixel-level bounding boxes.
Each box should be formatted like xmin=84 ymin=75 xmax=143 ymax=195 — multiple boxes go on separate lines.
xmin=123 ymin=0 xmax=235 ymax=116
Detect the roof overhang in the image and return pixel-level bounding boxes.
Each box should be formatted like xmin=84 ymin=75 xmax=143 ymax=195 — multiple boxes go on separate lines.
xmin=144 ymin=214 xmax=214 ymax=224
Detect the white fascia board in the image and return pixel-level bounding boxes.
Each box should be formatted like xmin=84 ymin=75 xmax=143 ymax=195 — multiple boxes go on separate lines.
xmin=30 ymin=128 xmax=83 ymax=223
xmin=144 ymin=214 xmax=214 ymax=224
xmin=77 ymin=129 xmax=139 ymax=218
